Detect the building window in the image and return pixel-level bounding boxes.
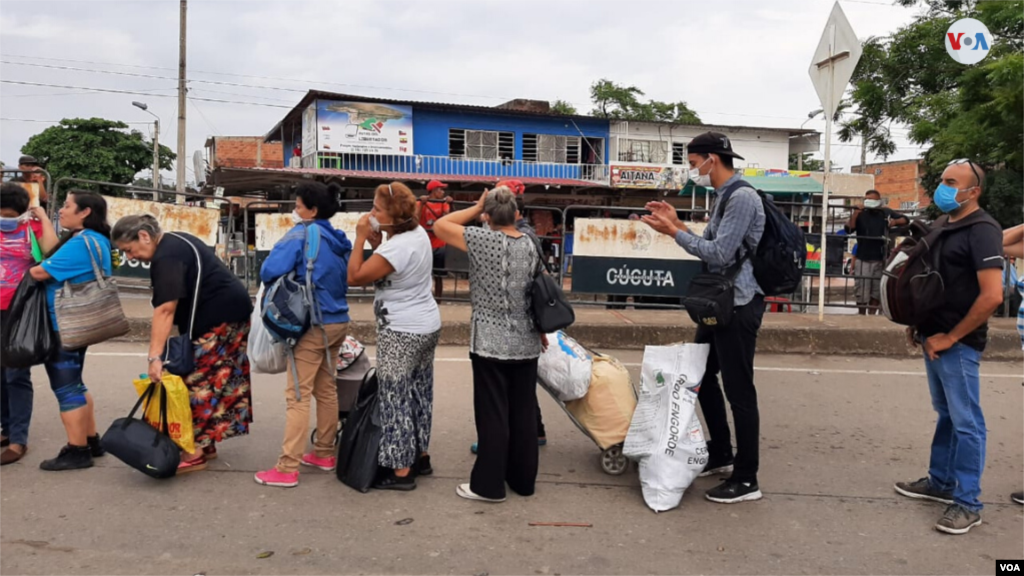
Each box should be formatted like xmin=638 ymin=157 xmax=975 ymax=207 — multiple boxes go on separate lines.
xmin=449 ymin=129 xmax=514 ymax=160
xmin=522 ymin=134 xmax=582 ymax=164
xmin=900 ymin=201 xmax=919 ymax=211
xmin=618 ymin=139 xmax=668 ymax=164
xmin=671 ymin=143 xmax=686 ymax=165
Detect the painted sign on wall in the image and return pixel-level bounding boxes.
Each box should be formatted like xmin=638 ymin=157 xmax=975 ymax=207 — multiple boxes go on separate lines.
xmin=609 ymin=164 xmax=686 ymax=190
xmin=316 ymin=100 xmax=413 ymax=155
xmin=106 ymin=196 xmax=221 ymax=279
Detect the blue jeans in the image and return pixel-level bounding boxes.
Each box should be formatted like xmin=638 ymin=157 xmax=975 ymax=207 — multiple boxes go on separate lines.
xmin=925 ymin=343 xmax=986 ymax=512
xmin=0 ymin=366 xmax=33 ymax=446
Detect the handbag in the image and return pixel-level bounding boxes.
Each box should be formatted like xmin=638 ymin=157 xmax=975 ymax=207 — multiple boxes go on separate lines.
xmin=100 ymin=380 xmax=181 ymax=479
xmin=1 ymin=277 xmax=58 ymax=368
xmin=681 ymin=250 xmax=750 ymax=328
xmin=54 ymin=235 xmax=130 ymax=350
xmin=336 ymin=368 xmax=383 ymax=492
xmin=526 ymin=235 xmax=575 ymax=333
xmin=162 ymin=233 xmax=202 ymax=376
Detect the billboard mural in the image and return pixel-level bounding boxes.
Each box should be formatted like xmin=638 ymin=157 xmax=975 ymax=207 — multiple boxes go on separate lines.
xmin=316 ymin=100 xmax=413 ymax=155
xmin=609 ymin=164 xmax=686 ymax=190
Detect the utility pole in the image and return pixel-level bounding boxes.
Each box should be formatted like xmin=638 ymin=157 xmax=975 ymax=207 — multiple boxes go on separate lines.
xmin=175 ymin=0 xmax=187 ymax=204
xmin=860 ymin=131 xmax=868 ymax=173
xmin=132 ymin=101 xmax=160 ymax=201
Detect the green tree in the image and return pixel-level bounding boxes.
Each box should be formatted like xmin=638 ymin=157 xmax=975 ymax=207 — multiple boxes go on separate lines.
xmin=589 ymin=79 xmax=701 ymax=124
xmin=550 ymin=99 xmax=578 ymax=115
xmin=21 ymin=117 xmax=175 ymax=201
xmin=844 ymin=0 xmax=1023 ymax=226
xmin=789 ymin=153 xmax=825 ymax=172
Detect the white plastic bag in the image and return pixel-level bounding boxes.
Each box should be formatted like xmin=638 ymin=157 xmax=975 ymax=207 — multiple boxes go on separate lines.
xmin=249 ymin=284 xmax=288 ymax=374
xmin=623 ymin=343 xmax=711 ymax=512
xmin=537 ymin=331 xmax=593 ymax=401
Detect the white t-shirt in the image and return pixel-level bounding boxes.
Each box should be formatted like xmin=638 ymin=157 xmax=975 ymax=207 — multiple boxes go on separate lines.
xmin=373 ymin=226 xmax=441 ymax=334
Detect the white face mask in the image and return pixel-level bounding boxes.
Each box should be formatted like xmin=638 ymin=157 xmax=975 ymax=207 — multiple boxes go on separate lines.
xmin=290 ymin=210 xmax=304 ymax=224
xmin=368 ymin=214 xmax=381 ymax=233
xmin=688 ymin=158 xmax=713 ymax=188
xmin=863 ymin=199 xmax=883 ymax=209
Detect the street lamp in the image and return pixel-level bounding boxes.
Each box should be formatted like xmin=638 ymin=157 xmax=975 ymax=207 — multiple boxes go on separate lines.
xmin=132 ymin=101 xmax=160 ymax=199
xmin=797 ymin=108 xmax=824 ymax=170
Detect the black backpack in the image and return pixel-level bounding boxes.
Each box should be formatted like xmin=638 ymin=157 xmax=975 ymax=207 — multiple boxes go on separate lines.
xmin=715 ymin=180 xmax=807 ymax=296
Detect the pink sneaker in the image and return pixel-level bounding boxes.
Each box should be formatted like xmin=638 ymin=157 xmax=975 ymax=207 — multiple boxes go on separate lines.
xmin=254 ymin=468 xmax=299 ymax=488
xmin=300 ymin=453 xmax=337 ymax=472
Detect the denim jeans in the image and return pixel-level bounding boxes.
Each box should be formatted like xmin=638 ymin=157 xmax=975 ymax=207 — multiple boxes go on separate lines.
xmin=925 ymin=342 xmax=986 ymax=512
xmin=0 ymin=366 xmax=33 ymax=446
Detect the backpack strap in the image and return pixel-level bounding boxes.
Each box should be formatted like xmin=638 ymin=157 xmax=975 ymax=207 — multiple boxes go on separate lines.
xmin=710 ymin=179 xmax=757 ymax=277
xmin=302 ymin=223 xmax=332 ymax=359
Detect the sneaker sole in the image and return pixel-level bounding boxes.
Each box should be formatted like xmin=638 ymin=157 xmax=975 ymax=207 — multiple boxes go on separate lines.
xmin=705 ymin=489 xmax=763 ymax=504
xmin=699 ymin=464 xmax=734 ymax=478
xmin=253 ymin=474 xmax=298 ymax=488
xmin=894 ymin=484 xmax=954 ymax=505
xmin=1013 ymin=498 xmax=1024 ymax=505
xmin=935 ymin=518 xmax=981 ymax=535
xmin=299 ymin=460 xmax=336 ymax=472
xmin=456 ymin=484 xmax=505 ymax=503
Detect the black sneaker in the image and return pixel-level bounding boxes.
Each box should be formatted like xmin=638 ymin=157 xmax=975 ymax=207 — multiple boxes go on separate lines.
xmin=894 ymin=477 xmax=954 ymax=505
xmin=373 ymin=469 xmax=416 ymax=491
xmin=415 ymin=454 xmax=433 ymax=476
xmin=705 ymin=479 xmax=762 ymax=504
xmin=39 ymin=444 xmax=93 ymax=471
xmin=86 ymin=435 xmax=105 ymax=458
xmin=699 ymin=454 xmax=735 ymax=478
xmin=1011 ymin=491 xmax=1023 ymax=505
xmin=935 ymin=504 xmax=982 ymax=535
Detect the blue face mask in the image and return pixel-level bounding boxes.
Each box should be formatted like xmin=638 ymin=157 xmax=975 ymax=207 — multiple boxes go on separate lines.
xmin=933 ymin=183 xmax=968 ymax=213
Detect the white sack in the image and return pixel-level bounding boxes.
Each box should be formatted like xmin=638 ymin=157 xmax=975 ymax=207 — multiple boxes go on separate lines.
xmin=249 ymin=284 xmax=289 ymax=374
xmin=537 ymin=331 xmax=593 ymax=401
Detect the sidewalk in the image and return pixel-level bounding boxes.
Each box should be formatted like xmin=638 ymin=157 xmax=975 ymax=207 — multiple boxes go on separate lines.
xmin=117 ymin=295 xmax=1024 ymax=359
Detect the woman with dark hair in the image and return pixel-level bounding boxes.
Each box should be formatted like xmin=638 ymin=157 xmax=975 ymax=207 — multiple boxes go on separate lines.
xmin=348 ymin=182 xmax=441 ymax=490
xmin=112 ymin=213 xmax=253 ymax=473
xmin=0 ymin=183 xmax=58 ymax=465
xmin=27 ymin=191 xmax=112 ymax=471
xmin=255 ymin=182 xmax=352 ymax=488
xmin=434 ymin=187 xmax=546 ymax=503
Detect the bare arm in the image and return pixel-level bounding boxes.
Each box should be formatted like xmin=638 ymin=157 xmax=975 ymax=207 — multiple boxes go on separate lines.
xmin=28 ymin=264 xmax=52 ymax=281
xmin=28 ymin=206 xmax=58 ymax=253
xmin=923 ymin=268 xmax=1003 ymax=360
xmin=846 ymin=207 xmax=861 ymax=232
xmin=348 ymin=253 xmax=395 ymax=287
xmin=1003 ymin=224 xmax=1024 ymax=258
xmin=434 ymin=191 xmax=487 ymax=253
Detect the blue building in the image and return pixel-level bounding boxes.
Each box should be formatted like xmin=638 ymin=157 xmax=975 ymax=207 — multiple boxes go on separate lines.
xmin=258 ymin=90 xmax=612 ymax=191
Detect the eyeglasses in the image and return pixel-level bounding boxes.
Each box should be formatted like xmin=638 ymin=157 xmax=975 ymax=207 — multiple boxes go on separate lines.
xmin=947 ymin=159 xmax=982 ymax=188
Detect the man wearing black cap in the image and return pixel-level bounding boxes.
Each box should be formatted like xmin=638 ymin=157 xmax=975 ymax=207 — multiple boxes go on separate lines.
xmin=13 ymin=155 xmax=48 ymax=210
xmin=643 ymin=131 xmax=766 ymax=504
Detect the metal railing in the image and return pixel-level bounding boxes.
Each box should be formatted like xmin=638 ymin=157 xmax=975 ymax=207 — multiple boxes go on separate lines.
xmin=308 ymin=152 xmax=611 ymax=185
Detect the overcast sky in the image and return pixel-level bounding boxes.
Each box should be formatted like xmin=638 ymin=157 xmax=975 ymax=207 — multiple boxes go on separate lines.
xmin=0 ymin=0 xmax=930 ymax=181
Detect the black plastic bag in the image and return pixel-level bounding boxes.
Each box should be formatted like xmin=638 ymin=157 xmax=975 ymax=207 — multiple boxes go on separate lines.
xmin=336 ymin=368 xmax=382 ymax=492
xmin=1 ymin=277 xmax=58 ymax=368
xmin=101 ymin=381 xmax=180 ymax=479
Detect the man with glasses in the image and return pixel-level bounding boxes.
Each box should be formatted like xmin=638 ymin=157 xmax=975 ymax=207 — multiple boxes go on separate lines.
xmin=894 ymin=159 xmax=1004 ymax=535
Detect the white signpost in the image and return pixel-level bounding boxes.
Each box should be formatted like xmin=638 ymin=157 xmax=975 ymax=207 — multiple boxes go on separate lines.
xmin=808 ymin=2 xmax=862 ymax=320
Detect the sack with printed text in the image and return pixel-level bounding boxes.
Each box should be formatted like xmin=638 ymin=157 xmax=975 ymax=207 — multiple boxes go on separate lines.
xmin=623 ymin=343 xmax=710 ymax=512
xmin=132 ymin=375 xmax=195 ymax=453
xmin=537 ymin=331 xmax=593 ymax=401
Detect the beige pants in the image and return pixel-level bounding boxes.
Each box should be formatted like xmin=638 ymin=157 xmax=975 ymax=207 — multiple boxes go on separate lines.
xmin=276 ymin=323 xmax=347 ymax=473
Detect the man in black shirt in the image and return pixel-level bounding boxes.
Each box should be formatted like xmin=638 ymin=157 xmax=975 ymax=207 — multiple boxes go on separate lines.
xmin=893 ymin=160 xmax=1003 ymax=535
xmin=845 ymin=189 xmax=908 ymax=314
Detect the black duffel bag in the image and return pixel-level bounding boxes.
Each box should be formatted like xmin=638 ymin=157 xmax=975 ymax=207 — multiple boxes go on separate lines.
xmin=101 ymin=381 xmax=180 ymax=479
xmin=336 ymin=368 xmax=382 ymax=492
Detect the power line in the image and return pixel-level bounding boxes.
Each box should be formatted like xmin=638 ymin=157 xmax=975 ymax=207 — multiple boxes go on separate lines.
xmin=1 ymin=117 xmax=152 ymax=124
xmin=0 ymin=80 xmax=292 ymax=108
xmin=188 ymin=97 xmax=222 ymax=136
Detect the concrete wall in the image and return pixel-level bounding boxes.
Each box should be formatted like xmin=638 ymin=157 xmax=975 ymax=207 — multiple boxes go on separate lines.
xmin=809 ymin=172 xmax=875 ymax=197
xmin=852 ymin=159 xmax=930 ymax=210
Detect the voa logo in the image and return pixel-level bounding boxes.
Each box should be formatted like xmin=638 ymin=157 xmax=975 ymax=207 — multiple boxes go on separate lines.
xmin=945 ymin=18 xmax=993 ymax=65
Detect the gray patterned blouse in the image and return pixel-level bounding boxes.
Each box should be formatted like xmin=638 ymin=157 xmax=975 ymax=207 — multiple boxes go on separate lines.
xmin=464 ymin=226 xmax=541 ymax=360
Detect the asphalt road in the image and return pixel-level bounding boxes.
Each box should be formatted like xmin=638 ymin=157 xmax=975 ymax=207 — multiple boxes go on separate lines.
xmin=1 ymin=344 xmax=1021 ymax=575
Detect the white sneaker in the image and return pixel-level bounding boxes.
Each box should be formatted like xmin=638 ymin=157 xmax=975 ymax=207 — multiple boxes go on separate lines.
xmin=456 ymin=483 xmax=505 ymax=503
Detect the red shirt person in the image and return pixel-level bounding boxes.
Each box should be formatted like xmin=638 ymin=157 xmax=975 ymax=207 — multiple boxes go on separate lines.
xmin=416 ymin=180 xmax=453 ymax=297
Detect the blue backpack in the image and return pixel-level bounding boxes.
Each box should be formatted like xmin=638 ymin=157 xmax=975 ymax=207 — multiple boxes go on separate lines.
xmin=261 ymin=223 xmax=329 ymax=398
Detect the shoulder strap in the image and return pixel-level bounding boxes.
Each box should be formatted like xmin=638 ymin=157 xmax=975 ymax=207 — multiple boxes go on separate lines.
xmin=166 ymin=233 xmax=202 ymax=340
xmin=710 ymin=179 xmax=756 ymax=276
xmin=712 ymin=179 xmax=755 ymax=223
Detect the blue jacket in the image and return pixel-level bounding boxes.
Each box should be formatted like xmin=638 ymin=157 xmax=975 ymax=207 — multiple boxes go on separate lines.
xmin=260 ymin=220 xmax=352 ymax=325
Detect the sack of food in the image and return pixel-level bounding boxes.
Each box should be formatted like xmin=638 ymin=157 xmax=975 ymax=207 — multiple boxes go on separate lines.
xmin=564 ymin=352 xmax=636 ymax=450
xmin=624 ymin=343 xmax=711 ymax=512
xmin=537 ymin=331 xmax=592 ymax=401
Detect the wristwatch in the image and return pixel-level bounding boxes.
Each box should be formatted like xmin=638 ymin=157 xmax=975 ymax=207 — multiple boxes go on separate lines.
xmin=147 ymin=356 xmax=162 ymax=364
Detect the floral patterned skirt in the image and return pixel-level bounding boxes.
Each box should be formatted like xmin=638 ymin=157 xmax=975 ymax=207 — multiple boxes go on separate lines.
xmin=185 ymin=321 xmax=253 ymax=449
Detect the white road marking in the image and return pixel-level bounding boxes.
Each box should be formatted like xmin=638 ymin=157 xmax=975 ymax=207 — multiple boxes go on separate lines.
xmin=86 ymin=352 xmax=1021 ymax=379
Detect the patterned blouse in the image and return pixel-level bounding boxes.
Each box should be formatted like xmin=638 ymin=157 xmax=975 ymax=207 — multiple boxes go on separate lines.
xmin=465 ymin=226 xmax=541 ymax=360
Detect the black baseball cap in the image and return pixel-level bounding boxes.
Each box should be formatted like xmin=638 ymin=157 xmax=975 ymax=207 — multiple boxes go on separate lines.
xmin=18 ymin=155 xmax=41 ymax=166
xmin=686 ymin=132 xmax=745 ymax=161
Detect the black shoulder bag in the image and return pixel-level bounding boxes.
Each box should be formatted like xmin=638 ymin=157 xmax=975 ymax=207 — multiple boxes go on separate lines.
xmin=680 ymin=181 xmax=751 ymax=328
xmin=162 ymin=233 xmax=202 ymax=376
xmin=526 ymin=234 xmax=575 ymax=333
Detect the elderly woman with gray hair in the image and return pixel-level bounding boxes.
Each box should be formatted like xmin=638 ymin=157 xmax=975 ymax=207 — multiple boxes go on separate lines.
xmin=111 ymin=214 xmax=253 ymax=473
xmin=434 ymin=186 xmax=547 ymax=503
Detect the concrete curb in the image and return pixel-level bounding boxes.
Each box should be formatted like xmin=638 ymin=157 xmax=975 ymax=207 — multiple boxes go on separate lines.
xmin=119 ymin=317 xmax=1023 ymax=360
